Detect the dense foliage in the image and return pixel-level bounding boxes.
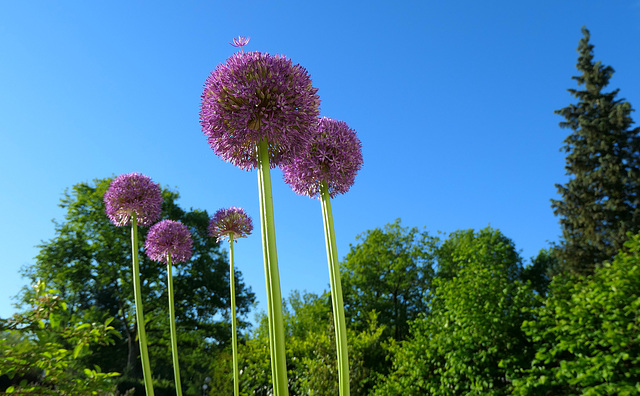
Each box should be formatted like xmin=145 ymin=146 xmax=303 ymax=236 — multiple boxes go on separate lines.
xmin=237 ymin=291 xmax=385 ymax=396
xmin=513 ymin=233 xmax=640 ymax=395
xmin=552 ymin=27 xmax=640 ymax=276
xmin=0 ymin=282 xmax=120 ymax=394
xmin=8 ymin=215 xmax=640 ymax=395
xmin=375 ymin=228 xmax=538 ymax=395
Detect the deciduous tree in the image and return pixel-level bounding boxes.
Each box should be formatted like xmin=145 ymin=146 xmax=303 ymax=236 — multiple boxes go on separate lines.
xmin=340 ymin=219 xmax=438 ymax=342
xmin=376 ymin=227 xmax=537 ymax=395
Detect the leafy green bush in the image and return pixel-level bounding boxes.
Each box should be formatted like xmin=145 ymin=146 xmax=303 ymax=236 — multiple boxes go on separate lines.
xmin=513 ymin=232 xmax=640 ymax=395
xmin=0 ymin=281 xmax=120 ymax=395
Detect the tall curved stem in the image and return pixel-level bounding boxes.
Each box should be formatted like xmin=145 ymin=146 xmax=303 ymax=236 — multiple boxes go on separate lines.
xmin=256 ymin=140 xmax=289 ymax=396
xmin=229 ymin=235 xmax=240 ymax=396
xmin=320 ymin=182 xmax=350 ymax=396
xmin=167 ymin=254 xmax=183 ymax=396
xmin=131 ymin=213 xmax=155 ymax=396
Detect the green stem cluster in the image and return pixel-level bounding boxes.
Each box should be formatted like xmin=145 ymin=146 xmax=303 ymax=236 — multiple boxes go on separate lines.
xmin=320 ymin=182 xmax=350 ymax=396
xmin=229 ymin=234 xmax=240 ymax=396
xmin=167 ymin=254 xmax=183 ymax=396
xmin=256 ymin=140 xmax=289 ymax=396
xmin=130 ymin=213 xmax=155 ymax=396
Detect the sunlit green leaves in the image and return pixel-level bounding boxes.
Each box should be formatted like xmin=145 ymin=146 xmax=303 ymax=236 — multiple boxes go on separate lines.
xmin=376 ymin=227 xmax=537 ymax=395
xmin=0 ymin=285 xmax=120 ymax=394
xmin=512 ymin=232 xmax=640 ymax=395
xmin=340 ymin=219 xmax=438 ymax=342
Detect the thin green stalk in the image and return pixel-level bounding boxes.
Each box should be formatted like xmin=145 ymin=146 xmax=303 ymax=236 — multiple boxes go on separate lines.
xmin=256 ymin=140 xmax=289 ymax=396
xmin=229 ymin=234 xmax=240 ymax=396
xmin=131 ymin=212 xmax=155 ymax=396
xmin=167 ymin=254 xmax=183 ymax=396
xmin=320 ymin=182 xmax=350 ymax=396
xmin=256 ymin=160 xmax=277 ymax=392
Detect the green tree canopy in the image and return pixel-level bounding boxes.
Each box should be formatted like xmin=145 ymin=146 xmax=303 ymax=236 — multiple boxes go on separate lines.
xmin=552 ymin=26 xmax=640 ymax=276
xmin=19 ymin=177 xmax=255 ymax=394
xmin=513 ymin=232 xmax=640 ymax=395
xmin=436 ymin=227 xmax=521 ymax=282
xmin=376 ymin=227 xmax=538 ymax=395
xmin=340 ymin=219 xmax=438 ymax=342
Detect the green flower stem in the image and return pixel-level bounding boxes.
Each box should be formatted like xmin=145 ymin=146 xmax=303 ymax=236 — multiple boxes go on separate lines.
xmin=229 ymin=234 xmax=240 ymax=396
xmin=320 ymin=182 xmax=350 ymax=396
xmin=131 ymin=212 xmax=155 ymax=396
xmin=167 ymin=254 xmax=183 ymax=396
xmin=256 ymin=140 xmax=289 ymax=396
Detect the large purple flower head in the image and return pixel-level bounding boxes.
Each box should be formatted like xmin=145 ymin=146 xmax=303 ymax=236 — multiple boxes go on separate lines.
xmin=104 ymin=173 xmax=163 ymax=227
xmin=208 ymin=207 xmax=253 ymax=242
xmin=145 ymin=220 xmax=193 ymax=264
xmin=200 ymin=50 xmax=321 ymax=170
xmin=282 ymin=117 xmax=363 ymax=199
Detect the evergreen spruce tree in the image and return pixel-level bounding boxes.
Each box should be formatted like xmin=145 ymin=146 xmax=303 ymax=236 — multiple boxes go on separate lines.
xmin=552 ymin=27 xmax=640 ymax=276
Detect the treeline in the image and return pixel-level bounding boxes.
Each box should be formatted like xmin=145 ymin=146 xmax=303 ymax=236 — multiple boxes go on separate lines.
xmin=3 ymin=215 xmax=640 ymax=394
xmin=233 ymin=222 xmax=640 ymax=395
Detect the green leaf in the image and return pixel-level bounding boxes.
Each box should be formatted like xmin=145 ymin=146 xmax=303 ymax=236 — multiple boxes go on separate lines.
xmin=73 ymin=342 xmax=85 ymax=359
xmin=76 ymin=323 xmax=91 ymax=331
xmin=49 ymin=312 xmax=60 ymax=329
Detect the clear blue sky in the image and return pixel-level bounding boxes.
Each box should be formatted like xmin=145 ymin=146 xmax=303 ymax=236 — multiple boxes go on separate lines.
xmin=2 ymin=1 xmax=639 ymax=321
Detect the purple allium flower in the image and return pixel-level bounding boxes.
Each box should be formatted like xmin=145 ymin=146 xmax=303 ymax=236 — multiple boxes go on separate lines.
xmin=208 ymin=207 xmax=253 ymax=242
xmin=282 ymin=117 xmax=363 ymax=199
xmin=104 ymin=173 xmax=163 ymax=227
xmin=230 ymin=36 xmax=250 ymax=48
xmin=199 ymin=51 xmax=321 ymax=170
xmin=145 ymin=220 xmax=193 ymax=264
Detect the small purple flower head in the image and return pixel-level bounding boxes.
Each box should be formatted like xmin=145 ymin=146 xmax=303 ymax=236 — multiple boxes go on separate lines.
xmin=200 ymin=50 xmax=321 ymax=170
xmin=145 ymin=220 xmax=193 ymax=264
xmin=282 ymin=117 xmax=363 ymax=199
xmin=230 ymin=36 xmax=250 ymax=49
xmin=208 ymin=207 xmax=253 ymax=242
xmin=104 ymin=173 xmax=163 ymax=227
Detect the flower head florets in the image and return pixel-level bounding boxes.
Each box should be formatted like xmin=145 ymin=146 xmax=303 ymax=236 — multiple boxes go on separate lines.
xmin=200 ymin=51 xmax=321 ymax=170
xmin=208 ymin=207 xmax=253 ymax=242
xmin=104 ymin=173 xmax=163 ymax=227
xmin=282 ymin=117 xmax=363 ymax=199
xmin=230 ymin=36 xmax=250 ymax=49
xmin=145 ymin=220 xmax=193 ymax=264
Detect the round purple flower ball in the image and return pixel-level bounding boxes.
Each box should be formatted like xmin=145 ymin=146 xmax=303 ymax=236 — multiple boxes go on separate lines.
xmin=199 ymin=51 xmax=321 ymax=170
xmin=208 ymin=207 xmax=253 ymax=242
xmin=145 ymin=220 xmax=193 ymax=264
xmin=282 ymin=117 xmax=363 ymax=199
xmin=104 ymin=173 xmax=163 ymax=227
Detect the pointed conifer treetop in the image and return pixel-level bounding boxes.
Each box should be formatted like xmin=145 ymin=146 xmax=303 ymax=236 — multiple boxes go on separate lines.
xmin=552 ymin=26 xmax=640 ymax=276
